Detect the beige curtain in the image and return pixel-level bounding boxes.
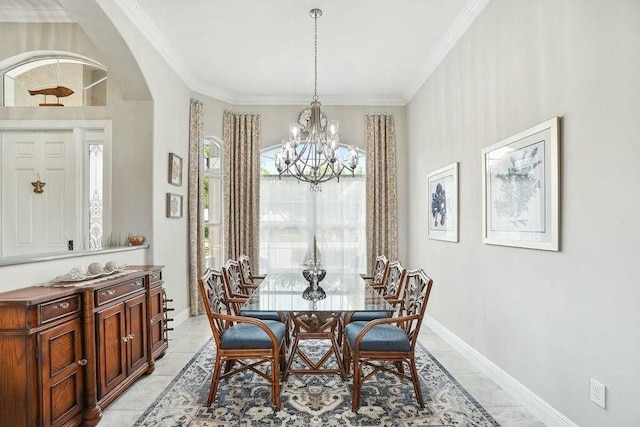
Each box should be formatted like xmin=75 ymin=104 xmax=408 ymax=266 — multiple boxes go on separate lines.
xmin=188 ymin=98 xmax=205 ymax=315
xmin=365 ymin=113 xmax=398 ymax=271
xmin=223 ymin=111 xmax=261 ymax=272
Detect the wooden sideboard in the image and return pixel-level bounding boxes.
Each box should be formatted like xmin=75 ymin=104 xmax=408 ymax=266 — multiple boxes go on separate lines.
xmin=0 ymin=265 xmax=168 ymax=426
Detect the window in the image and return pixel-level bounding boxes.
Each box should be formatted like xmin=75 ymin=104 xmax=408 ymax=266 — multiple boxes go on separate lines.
xmin=3 ymin=55 xmax=107 ymax=107
xmin=87 ymin=143 xmax=104 ymax=249
xmin=259 ymin=146 xmax=366 ymax=274
xmin=203 ymin=137 xmax=224 ymax=268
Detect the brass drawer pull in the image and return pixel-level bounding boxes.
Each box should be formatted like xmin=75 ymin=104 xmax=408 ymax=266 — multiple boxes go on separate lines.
xmin=103 ymin=289 xmax=116 ymax=296
xmin=122 ymin=336 xmax=129 ymax=342
xmin=77 ymin=359 xmax=87 ymax=366
xmin=58 ymin=301 xmax=70 ymax=309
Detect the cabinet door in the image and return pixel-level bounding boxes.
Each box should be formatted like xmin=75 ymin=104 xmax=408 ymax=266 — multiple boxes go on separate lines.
xmin=39 ymin=318 xmax=84 ymax=427
xmin=125 ymin=293 xmax=147 ymax=373
xmin=148 ymin=284 xmax=165 ymax=356
xmin=96 ymin=303 xmax=127 ymax=399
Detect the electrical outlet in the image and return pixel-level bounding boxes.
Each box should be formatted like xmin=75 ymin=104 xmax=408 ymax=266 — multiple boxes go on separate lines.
xmin=590 ymin=378 xmax=606 ymax=409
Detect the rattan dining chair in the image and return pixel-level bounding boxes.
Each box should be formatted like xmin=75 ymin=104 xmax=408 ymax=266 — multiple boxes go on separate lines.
xmin=360 ymin=254 xmax=390 ymax=287
xmin=222 ymin=259 xmax=256 ymax=297
xmin=238 ymin=254 xmax=265 ymax=286
xmin=343 ymin=269 xmax=433 ymax=412
xmin=352 ymin=260 xmax=406 ymax=322
xmin=221 ymin=259 xmax=286 ymax=323
xmin=339 ymin=260 xmax=407 ymax=347
xmin=198 ymin=268 xmax=287 ymax=408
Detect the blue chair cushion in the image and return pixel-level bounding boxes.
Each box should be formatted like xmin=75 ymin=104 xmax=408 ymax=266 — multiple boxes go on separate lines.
xmin=345 ymin=321 xmax=411 ymax=352
xmin=220 ymin=320 xmax=286 ymax=349
xmin=240 ymin=310 xmax=283 ymax=322
xmin=349 ymin=311 xmax=389 ymax=322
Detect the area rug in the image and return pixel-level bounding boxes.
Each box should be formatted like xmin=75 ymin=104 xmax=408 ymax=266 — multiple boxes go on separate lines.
xmin=134 ymin=339 xmax=499 ymax=426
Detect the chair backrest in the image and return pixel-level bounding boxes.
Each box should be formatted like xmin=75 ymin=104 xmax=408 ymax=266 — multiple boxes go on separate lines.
xmin=222 ymin=259 xmax=248 ymax=297
xmin=198 ymin=268 xmax=230 ymax=348
xmin=383 ymin=260 xmax=407 ymax=299
xmin=238 ymin=254 xmax=253 ymax=284
xmin=372 ymin=255 xmax=390 ymax=285
xmin=400 ymin=269 xmax=433 ymax=348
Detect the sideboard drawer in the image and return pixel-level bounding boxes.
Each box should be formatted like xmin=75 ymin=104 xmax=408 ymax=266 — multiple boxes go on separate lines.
xmin=149 ymin=270 xmax=162 ymax=284
xmin=96 ymin=279 xmax=145 ymax=305
xmin=39 ymin=295 xmax=81 ymax=324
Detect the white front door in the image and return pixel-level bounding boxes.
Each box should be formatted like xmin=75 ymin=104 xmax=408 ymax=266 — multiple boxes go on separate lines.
xmin=1 ymin=130 xmax=77 ymax=256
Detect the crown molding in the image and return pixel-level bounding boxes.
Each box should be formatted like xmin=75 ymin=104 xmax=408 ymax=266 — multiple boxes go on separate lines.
xmin=0 ymin=5 xmax=74 ymax=23
xmin=112 ymin=0 xmax=197 ymax=89
xmin=402 ymin=0 xmax=490 ymax=103
xmin=230 ymin=94 xmax=406 ymax=106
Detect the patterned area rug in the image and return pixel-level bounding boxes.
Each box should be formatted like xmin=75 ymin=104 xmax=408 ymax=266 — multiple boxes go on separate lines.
xmin=135 ymin=339 xmax=499 ymax=426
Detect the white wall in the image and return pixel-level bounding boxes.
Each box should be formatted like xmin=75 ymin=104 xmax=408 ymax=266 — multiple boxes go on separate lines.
xmin=406 ymin=1 xmax=640 ymax=425
xmin=90 ymin=0 xmax=193 ymax=316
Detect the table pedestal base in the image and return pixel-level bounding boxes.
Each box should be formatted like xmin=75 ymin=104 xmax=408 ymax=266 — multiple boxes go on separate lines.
xmin=283 ymin=312 xmax=346 ymax=380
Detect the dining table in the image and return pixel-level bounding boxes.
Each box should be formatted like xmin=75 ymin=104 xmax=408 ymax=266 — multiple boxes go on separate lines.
xmin=241 ymin=271 xmax=394 ymax=378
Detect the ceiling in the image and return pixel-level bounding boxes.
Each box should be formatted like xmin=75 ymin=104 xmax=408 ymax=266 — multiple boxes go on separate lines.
xmin=0 ymin=0 xmax=489 ymax=105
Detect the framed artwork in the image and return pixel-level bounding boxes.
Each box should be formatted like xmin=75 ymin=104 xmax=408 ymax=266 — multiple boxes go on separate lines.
xmin=166 ymin=193 xmax=183 ymax=218
xmin=481 ymin=117 xmax=559 ymax=251
xmin=427 ymin=162 xmax=458 ymax=242
xmin=168 ymin=153 xmax=183 ymax=186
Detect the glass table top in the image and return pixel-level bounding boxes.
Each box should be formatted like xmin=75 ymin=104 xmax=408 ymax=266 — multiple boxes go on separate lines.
xmin=241 ymin=272 xmax=394 ymax=313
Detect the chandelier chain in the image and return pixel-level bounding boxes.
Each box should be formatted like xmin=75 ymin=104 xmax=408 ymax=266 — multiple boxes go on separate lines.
xmin=313 ymin=10 xmax=318 ymax=101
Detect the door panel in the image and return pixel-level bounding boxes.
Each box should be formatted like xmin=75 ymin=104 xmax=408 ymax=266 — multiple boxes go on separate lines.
xmin=96 ymin=303 xmax=127 ymax=398
xmin=39 ymin=318 xmax=84 ymax=427
xmin=126 ymin=294 xmax=148 ymax=373
xmin=1 ymin=130 xmax=76 ymax=256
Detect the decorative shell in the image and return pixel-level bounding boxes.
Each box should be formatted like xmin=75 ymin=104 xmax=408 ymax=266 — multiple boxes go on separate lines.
xmin=68 ymin=267 xmax=85 ymax=280
xmin=87 ymin=262 xmax=103 ymax=275
xmin=104 ymin=260 xmax=118 ymax=273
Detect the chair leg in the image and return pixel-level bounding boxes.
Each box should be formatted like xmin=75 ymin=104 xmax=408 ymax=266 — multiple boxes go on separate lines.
xmin=343 ymin=340 xmax=351 ymax=375
xmin=279 ymin=341 xmax=287 ymax=373
xmin=394 ymin=360 xmax=405 ymax=374
xmin=282 ymin=334 xmax=300 ymax=381
xmin=272 ymin=351 xmax=281 ymax=409
xmin=409 ymin=357 xmax=424 ymax=407
xmin=208 ymin=354 xmax=224 ymax=406
xmin=351 ymin=356 xmax=361 ymax=412
xmin=330 ymin=335 xmax=347 ymax=380
xmin=223 ymin=359 xmax=235 ymax=374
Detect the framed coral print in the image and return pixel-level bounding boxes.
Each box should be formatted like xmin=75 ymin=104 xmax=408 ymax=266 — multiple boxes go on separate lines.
xmin=166 ymin=193 xmax=183 ymax=218
xmin=168 ymin=153 xmax=183 ymax=186
xmin=481 ymin=117 xmax=559 ymax=251
xmin=427 ymin=162 xmax=458 ymax=242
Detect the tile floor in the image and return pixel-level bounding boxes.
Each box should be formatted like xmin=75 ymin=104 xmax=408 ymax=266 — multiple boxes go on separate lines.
xmin=100 ymin=315 xmax=545 ymax=426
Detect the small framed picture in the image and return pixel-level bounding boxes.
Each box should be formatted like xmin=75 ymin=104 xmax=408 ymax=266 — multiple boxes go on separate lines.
xmin=166 ymin=193 xmax=183 ymax=218
xmin=168 ymin=153 xmax=183 ymax=186
xmin=427 ymin=162 xmax=458 ymax=242
xmin=481 ymin=117 xmax=559 ymax=251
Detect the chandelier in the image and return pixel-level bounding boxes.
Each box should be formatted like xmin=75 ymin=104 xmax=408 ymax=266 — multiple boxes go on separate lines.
xmin=275 ymin=8 xmax=359 ymax=192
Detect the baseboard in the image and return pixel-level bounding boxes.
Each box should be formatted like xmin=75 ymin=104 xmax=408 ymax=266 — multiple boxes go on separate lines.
xmin=172 ymin=307 xmax=190 ymax=327
xmin=424 ymin=315 xmax=578 ymax=427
